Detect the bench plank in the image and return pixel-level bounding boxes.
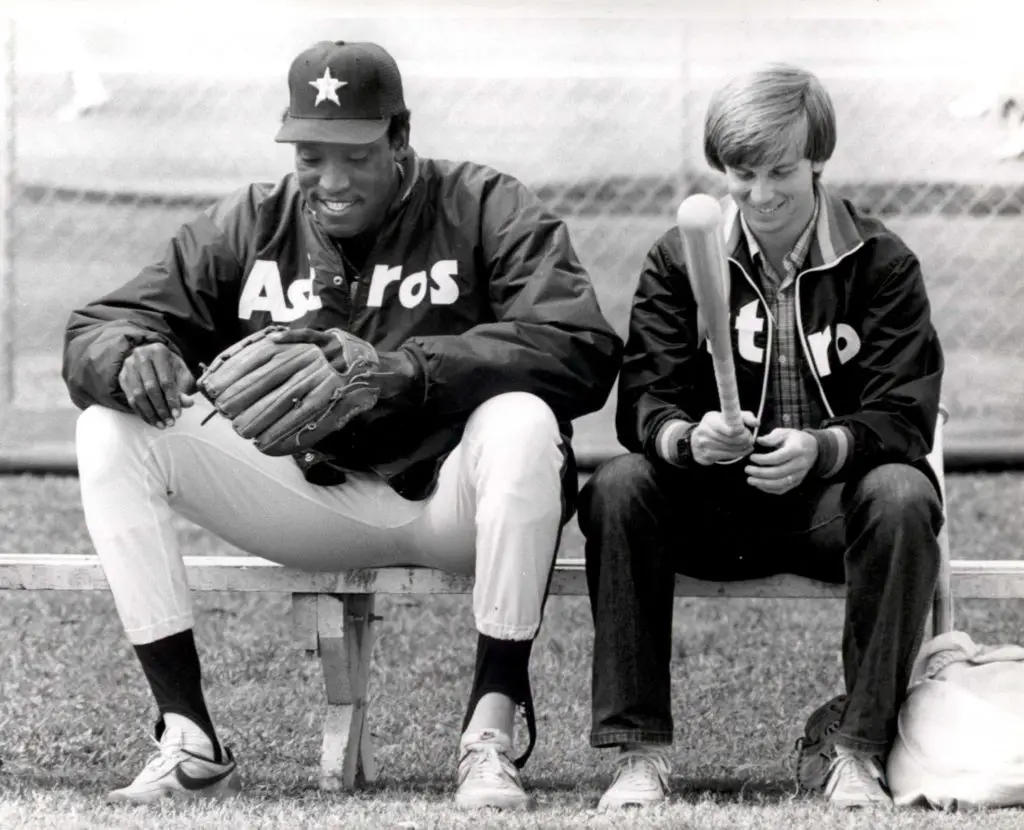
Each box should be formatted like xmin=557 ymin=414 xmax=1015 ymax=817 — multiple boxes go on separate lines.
xmin=1 ymin=553 xmax=1023 ymax=599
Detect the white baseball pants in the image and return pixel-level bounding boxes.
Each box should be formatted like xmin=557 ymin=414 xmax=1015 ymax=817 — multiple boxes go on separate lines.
xmin=76 ymin=392 xmax=565 ymax=646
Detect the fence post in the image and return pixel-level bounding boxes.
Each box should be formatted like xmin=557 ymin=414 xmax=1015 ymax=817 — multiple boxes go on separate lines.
xmin=0 ymin=17 xmax=15 ymax=421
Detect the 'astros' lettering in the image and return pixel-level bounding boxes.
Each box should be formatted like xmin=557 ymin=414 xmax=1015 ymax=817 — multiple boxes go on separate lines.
xmin=732 ymin=301 xmax=862 ymax=375
xmin=238 ymin=260 xmax=322 ymax=322
xmin=735 ymin=300 xmax=765 ymax=363
xmin=367 ymin=260 xmax=459 ymax=308
xmin=806 ymin=323 xmax=862 ymax=377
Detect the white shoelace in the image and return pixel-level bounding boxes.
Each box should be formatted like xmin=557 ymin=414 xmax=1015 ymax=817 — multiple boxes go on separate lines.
xmin=611 ymin=750 xmax=670 ymax=793
xmin=829 ymin=753 xmax=884 ymax=794
xmin=133 ymin=737 xmax=192 ymax=782
xmin=460 ymin=743 xmax=519 ymax=789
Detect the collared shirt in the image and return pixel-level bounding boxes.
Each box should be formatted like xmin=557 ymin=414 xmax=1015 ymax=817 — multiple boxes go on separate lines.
xmin=740 ymin=200 xmax=823 ymax=432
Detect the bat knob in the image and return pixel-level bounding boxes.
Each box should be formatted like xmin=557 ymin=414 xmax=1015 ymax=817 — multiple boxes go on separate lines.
xmin=676 ymin=193 xmax=723 ymax=232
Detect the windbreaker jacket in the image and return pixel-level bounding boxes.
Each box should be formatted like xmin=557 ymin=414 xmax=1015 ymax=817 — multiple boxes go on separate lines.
xmin=618 ymin=185 xmax=943 ymax=478
xmin=63 ymin=151 xmax=623 ymax=499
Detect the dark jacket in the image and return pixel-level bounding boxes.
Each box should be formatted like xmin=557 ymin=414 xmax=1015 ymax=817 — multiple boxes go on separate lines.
xmin=63 ymin=151 xmax=622 ymax=499
xmin=618 ymin=185 xmax=943 ymax=479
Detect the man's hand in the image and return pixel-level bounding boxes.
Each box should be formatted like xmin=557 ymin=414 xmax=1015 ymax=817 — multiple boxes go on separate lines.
xmin=118 ymin=343 xmax=195 ymax=428
xmin=745 ymin=428 xmax=818 ymax=494
xmin=268 ymin=327 xmax=346 ymax=357
xmin=691 ymin=410 xmax=758 ymax=466
xmin=269 ymin=327 xmax=419 ymax=404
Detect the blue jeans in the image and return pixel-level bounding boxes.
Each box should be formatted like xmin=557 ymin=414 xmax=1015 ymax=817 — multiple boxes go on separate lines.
xmin=578 ymin=453 xmax=943 ymax=756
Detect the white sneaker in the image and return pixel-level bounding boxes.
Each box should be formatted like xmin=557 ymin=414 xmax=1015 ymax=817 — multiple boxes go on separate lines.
xmin=106 ymin=730 xmax=240 ymax=805
xmin=598 ymin=746 xmax=671 ymax=810
xmin=454 ymin=729 xmax=529 ymax=811
xmin=825 ymin=752 xmax=892 ymax=809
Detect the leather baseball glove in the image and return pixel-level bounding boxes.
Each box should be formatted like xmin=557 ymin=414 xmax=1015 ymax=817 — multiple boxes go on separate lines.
xmin=197 ymin=325 xmax=384 ymax=456
xmin=793 ymin=694 xmax=846 ymax=793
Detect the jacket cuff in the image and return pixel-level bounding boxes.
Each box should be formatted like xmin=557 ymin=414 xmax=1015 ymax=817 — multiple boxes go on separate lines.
xmin=807 ymin=426 xmax=854 ymax=478
xmin=376 ymin=348 xmax=424 ymax=404
xmin=655 ymin=418 xmax=696 ymax=466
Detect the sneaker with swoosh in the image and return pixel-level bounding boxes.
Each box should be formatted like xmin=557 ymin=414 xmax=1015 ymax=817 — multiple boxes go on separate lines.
xmin=107 ymin=734 xmax=241 ymax=804
xmin=454 ymin=729 xmax=529 ymax=811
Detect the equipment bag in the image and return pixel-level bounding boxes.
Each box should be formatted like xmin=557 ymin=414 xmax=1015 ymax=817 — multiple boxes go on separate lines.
xmin=887 ymin=630 xmax=1024 ymax=809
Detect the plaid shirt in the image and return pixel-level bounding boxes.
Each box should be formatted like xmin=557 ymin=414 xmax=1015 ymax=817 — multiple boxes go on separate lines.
xmin=740 ymin=201 xmax=823 ymax=432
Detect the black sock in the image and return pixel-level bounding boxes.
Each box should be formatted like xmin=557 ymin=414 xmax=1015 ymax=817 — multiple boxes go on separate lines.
xmin=133 ymin=629 xmax=222 ymax=763
xmin=461 ymin=633 xmax=537 ymax=769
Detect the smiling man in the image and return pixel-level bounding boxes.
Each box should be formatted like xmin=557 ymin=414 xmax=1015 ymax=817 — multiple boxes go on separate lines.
xmin=62 ymin=40 xmax=621 ymax=809
xmin=577 ymin=64 xmax=944 ymax=810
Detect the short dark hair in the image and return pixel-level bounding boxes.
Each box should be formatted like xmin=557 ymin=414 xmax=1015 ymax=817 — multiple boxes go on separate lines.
xmin=387 ymin=108 xmax=411 ymax=147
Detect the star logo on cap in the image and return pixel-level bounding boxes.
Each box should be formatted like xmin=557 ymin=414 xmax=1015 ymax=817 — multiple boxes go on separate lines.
xmin=309 ymin=67 xmax=346 ymax=107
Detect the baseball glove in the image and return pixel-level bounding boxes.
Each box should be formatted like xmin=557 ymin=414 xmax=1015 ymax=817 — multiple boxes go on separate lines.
xmin=793 ymin=694 xmax=846 ymax=793
xmin=196 ymin=325 xmax=382 ymax=456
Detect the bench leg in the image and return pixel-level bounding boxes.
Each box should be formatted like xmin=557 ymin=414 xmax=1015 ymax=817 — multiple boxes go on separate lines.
xmin=316 ymin=593 xmax=377 ymax=790
xmin=928 ymin=406 xmax=954 ymax=638
xmin=932 ymin=522 xmax=954 ymax=636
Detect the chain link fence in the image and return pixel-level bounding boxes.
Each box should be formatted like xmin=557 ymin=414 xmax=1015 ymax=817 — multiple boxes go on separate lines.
xmin=1 ymin=15 xmax=1022 ymax=464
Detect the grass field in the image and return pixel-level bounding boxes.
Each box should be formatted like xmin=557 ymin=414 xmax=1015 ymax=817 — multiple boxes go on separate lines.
xmin=1 ymin=471 xmax=1024 ymax=828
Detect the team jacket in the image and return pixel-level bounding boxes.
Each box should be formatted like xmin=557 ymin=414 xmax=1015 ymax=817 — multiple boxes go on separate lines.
xmin=618 ymin=185 xmax=944 ymax=479
xmin=63 ymin=150 xmax=623 ymax=500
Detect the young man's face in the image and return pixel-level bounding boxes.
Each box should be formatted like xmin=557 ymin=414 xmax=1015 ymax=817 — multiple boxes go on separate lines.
xmin=294 ymin=133 xmax=403 ymax=239
xmin=723 ymin=144 xmax=824 ymax=244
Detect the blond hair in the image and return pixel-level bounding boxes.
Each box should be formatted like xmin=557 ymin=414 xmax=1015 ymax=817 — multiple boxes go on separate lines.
xmin=703 ymin=64 xmax=836 ymax=172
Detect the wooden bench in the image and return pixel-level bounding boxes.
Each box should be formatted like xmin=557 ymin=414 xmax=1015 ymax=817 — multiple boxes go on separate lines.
xmin=1 ymin=551 xmax=1023 ymax=791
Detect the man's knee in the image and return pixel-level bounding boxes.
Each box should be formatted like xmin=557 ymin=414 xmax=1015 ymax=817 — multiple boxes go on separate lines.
xmin=850 ymin=464 xmax=944 ymax=572
xmin=76 ymin=404 xmax=147 ymax=468
xmin=578 ymin=453 xmax=656 ymax=533
xmin=76 ymin=402 xmax=217 ymax=482
xmin=77 ymin=403 xmax=134 ymax=443
xmin=467 ymin=392 xmax=559 ymax=446
xmin=846 ymin=465 xmax=943 ymax=608
xmin=854 ymin=464 xmax=941 ymax=523
xmin=465 ymin=393 xmax=564 ymax=485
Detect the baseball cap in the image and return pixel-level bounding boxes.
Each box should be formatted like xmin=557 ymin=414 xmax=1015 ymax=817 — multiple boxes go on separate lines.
xmin=275 ymin=41 xmax=406 ymax=145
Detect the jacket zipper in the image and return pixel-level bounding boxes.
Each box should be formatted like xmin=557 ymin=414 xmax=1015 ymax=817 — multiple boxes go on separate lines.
xmin=792 ymin=243 xmax=865 ymax=420
xmin=332 ymin=185 xmax=413 ymax=329
xmin=726 ymin=257 xmax=773 ymax=440
xmin=333 ymin=250 xmax=360 ymax=328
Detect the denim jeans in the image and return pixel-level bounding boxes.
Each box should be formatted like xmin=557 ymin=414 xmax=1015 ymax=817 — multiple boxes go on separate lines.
xmin=577 ymin=453 xmax=943 ymax=756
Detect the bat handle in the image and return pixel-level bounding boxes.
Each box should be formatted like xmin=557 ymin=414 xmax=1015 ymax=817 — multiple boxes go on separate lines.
xmin=710 ymin=351 xmax=744 ymax=433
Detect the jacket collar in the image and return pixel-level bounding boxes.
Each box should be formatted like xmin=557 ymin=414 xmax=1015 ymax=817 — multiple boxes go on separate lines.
xmin=395 ymin=147 xmax=420 ymax=205
xmin=722 ymin=181 xmax=864 ymax=272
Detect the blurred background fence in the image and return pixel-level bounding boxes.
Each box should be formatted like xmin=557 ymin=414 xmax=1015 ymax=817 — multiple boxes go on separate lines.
xmin=1 ymin=10 xmax=1022 ymax=470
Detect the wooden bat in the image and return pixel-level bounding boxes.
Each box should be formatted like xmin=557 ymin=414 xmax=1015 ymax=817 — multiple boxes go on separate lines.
xmin=676 ymin=194 xmax=743 ymax=432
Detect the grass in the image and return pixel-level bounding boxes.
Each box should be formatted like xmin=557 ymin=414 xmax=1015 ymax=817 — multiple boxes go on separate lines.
xmin=1 ymin=471 xmax=1023 ymax=828
xmin=3 ymin=794 xmax=1024 ymax=830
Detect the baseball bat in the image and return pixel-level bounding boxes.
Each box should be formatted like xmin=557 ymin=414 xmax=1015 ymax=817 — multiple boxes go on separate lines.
xmin=676 ymin=194 xmax=744 ymax=432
